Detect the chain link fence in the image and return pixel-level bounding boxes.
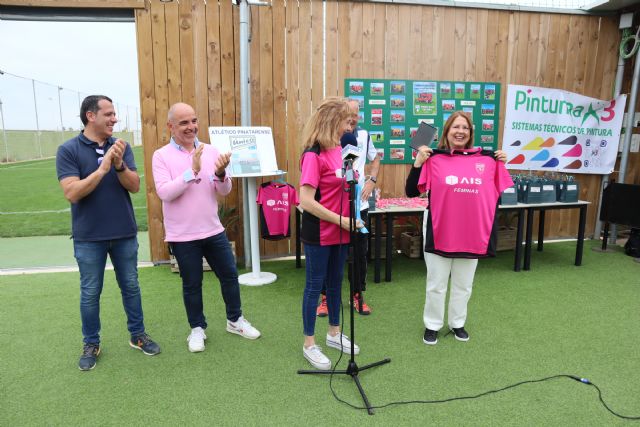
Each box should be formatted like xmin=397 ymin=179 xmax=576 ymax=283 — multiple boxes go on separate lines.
xmin=0 ymin=71 xmax=141 ymax=163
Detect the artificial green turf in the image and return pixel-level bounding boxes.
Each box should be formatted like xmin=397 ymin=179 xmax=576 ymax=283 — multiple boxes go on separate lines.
xmin=0 ymin=232 xmax=152 ymax=269
xmin=1 ymin=241 xmax=638 ymax=425
xmin=0 ymin=144 xmax=148 ymax=237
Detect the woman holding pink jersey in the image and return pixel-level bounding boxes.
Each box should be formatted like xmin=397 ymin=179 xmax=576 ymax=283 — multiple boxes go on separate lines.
xmin=406 ymin=111 xmax=510 ymax=346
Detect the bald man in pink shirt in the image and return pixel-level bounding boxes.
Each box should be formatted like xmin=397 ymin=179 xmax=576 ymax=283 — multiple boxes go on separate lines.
xmin=152 ymin=102 xmax=261 ymax=353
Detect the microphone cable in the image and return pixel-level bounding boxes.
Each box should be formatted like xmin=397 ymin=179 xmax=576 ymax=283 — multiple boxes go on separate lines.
xmin=327 ymin=365 xmax=640 ymax=420
xmin=325 ymin=309 xmax=638 ymax=420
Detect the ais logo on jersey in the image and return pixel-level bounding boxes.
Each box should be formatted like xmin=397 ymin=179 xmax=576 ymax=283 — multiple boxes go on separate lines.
xmin=266 ymin=199 xmax=289 ymax=207
xmin=445 ymin=175 xmax=482 ymax=185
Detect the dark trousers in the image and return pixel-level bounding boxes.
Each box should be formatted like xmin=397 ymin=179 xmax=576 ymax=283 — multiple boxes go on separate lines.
xmin=321 ymin=209 xmax=370 ymax=296
xmin=170 ymin=232 xmax=242 ymax=329
xmin=303 ymin=243 xmax=348 ymax=336
xmin=348 ymin=209 xmax=370 ymax=294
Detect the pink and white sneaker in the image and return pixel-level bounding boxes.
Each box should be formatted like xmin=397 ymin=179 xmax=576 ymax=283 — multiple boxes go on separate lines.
xmin=226 ymin=316 xmax=261 ymax=340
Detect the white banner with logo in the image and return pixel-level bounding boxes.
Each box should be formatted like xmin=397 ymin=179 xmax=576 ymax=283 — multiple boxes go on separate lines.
xmin=502 ymin=85 xmax=626 ymax=174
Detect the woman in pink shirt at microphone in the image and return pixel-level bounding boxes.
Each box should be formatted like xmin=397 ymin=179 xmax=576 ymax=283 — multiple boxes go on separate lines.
xmin=299 ymin=97 xmax=361 ymax=370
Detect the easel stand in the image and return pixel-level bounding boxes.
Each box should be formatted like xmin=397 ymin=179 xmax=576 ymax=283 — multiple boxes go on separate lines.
xmin=297 ymin=159 xmax=390 ymax=415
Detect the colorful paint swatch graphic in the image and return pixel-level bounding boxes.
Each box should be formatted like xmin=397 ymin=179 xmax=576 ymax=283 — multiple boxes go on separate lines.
xmin=531 ymin=150 xmax=550 ymax=161
xmin=564 ymin=160 xmax=582 ymax=169
xmin=523 ymin=137 xmax=545 ymax=150
xmin=541 ymin=137 xmax=555 ymax=147
xmin=508 ymin=154 xmax=526 ymax=164
xmin=542 ymin=158 xmax=560 ymax=168
xmin=511 ymin=140 xmax=522 ymax=146
xmin=562 ymin=144 xmax=582 ymax=157
xmin=558 ymin=135 xmax=578 ymax=145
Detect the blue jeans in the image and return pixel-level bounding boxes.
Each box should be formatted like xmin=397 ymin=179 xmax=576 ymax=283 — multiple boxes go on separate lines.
xmin=169 ymin=232 xmax=242 ymax=329
xmin=302 ymin=243 xmax=348 ymax=336
xmin=73 ymin=237 xmax=145 ymax=344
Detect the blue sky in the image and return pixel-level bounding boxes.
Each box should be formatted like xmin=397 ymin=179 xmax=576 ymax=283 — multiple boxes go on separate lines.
xmin=0 ymin=20 xmax=139 ymax=131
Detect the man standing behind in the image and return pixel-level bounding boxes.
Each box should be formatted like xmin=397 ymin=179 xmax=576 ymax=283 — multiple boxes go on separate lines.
xmin=56 ymin=95 xmax=161 ymax=371
xmin=316 ymin=99 xmax=380 ymax=317
xmin=152 ymin=102 xmax=260 ymax=353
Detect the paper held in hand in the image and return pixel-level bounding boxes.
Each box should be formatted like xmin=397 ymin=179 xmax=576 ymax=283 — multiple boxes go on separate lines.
xmin=208 ymin=127 xmax=279 ymax=176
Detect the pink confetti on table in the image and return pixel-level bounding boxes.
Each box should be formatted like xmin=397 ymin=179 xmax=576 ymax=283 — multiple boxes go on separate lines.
xmin=376 ymin=197 xmax=429 ymax=209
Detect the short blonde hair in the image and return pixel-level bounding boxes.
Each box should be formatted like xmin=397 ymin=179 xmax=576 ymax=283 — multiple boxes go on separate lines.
xmin=438 ymin=111 xmax=474 ymax=150
xmin=301 ymin=97 xmax=351 ymax=150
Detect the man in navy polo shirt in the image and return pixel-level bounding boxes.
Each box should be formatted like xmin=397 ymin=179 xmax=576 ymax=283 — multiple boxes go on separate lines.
xmin=56 ymin=95 xmax=161 ymax=371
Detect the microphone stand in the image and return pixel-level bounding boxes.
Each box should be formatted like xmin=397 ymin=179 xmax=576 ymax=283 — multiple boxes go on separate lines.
xmin=298 ymin=157 xmax=391 ymax=415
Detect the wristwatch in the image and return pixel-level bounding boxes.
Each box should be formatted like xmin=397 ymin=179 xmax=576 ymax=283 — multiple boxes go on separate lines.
xmin=369 ymin=176 xmax=377 ymax=184
xmin=115 ymin=162 xmax=127 ymax=173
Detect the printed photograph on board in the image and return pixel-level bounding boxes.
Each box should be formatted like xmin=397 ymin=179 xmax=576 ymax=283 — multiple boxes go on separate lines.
xmin=349 ymin=81 xmax=364 ymax=94
xmin=370 ymin=82 xmax=385 ymax=96
xmin=371 ymin=109 xmax=383 ymax=126
xmin=481 ymin=104 xmax=495 ymax=116
xmin=390 ymin=110 xmax=405 ymax=123
xmin=370 ymin=130 xmax=384 ymax=143
xmin=390 ymin=148 xmax=406 ymax=160
xmin=390 ymin=95 xmax=405 ymax=108
xmin=442 ymin=99 xmax=456 ymax=112
xmin=440 ymin=83 xmax=452 ymax=98
xmin=390 ymin=81 xmax=406 ymax=94
xmin=413 ymin=81 xmax=437 ymax=115
xmin=470 ymin=84 xmax=481 ymax=99
xmin=484 ymin=84 xmax=496 ymax=100
xmin=349 ymin=95 xmax=365 ymax=109
xmin=390 ymin=126 xmax=405 ymax=138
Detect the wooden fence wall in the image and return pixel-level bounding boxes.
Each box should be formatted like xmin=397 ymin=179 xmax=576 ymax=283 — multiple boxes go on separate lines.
xmin=134 ymin=0 xmax=631 ymax=262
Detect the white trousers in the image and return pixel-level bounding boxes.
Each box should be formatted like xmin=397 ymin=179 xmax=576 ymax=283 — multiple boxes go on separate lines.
xmin=422 ymin=211 xmax=478 ymax=331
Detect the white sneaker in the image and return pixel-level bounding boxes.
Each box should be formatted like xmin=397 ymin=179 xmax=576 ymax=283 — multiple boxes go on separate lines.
xmin=326 ymin=332 xmax=360 ymax=355
xmin=187 ymin=327 xmax=206 ymax=353
xmin=303 ymin=345 xmax=331 ymax=370
xmin=226 ymin=316 xmax=261 ymax=340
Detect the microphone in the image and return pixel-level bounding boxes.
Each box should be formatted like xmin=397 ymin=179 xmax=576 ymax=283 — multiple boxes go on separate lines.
xmin=341 ymin=132 xmax=360 ymax=160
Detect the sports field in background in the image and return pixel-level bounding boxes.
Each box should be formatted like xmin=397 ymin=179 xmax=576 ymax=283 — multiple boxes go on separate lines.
xmin=0 ymin=142 xmax=147 ymax=238
xmin=0 ymin=130 xmax=134 ymax=162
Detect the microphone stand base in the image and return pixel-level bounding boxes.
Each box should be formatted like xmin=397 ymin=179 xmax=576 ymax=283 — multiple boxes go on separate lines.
xmin=297 ymin=358 xmax=391 ymax=415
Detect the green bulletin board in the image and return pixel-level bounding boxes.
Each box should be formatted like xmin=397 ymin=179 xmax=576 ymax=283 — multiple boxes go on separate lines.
xmin=344 ymin=79 xmax=501 ymax=164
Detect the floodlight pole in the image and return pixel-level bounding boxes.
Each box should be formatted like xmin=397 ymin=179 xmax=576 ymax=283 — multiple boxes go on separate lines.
xmin=32 ymin=79 xmax=42 ymax=158
xmin=0 ymin=97 xmax=8 ymax=163
xmin=57 ymin=86 xmax=64 ymax=144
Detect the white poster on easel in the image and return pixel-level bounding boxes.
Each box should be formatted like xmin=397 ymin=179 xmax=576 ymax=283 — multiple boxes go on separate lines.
xmin=208 ymin=127 xmax=279 ymax=176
